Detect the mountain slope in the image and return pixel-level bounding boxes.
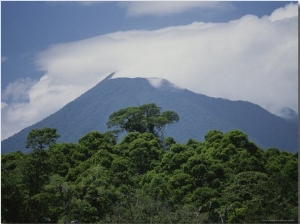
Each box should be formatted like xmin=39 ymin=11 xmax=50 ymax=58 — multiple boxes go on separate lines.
xmin=2 ymin=76 xmax=298 ymax=154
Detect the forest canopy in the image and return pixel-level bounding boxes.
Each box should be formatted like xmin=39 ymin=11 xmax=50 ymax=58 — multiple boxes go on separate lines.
xmin=1 ymin=104 xmax=298 ymax=223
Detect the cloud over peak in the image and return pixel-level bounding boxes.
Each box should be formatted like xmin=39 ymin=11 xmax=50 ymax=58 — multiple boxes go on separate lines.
xmin=1 ymin=3 xmax=298 ymax=140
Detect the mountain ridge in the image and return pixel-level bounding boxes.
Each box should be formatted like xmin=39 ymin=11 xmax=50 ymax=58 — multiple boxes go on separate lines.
xmin=1 ymin=76 xmax=297 ymax=154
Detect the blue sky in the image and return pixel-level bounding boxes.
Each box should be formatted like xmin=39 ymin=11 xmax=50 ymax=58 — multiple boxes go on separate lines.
xmin=1 ymin=1 xmax=298 ymax=140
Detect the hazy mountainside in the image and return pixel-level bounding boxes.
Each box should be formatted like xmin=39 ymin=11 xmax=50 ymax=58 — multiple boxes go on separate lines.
xmin=2 ymin=75 xmax=298 ymax=154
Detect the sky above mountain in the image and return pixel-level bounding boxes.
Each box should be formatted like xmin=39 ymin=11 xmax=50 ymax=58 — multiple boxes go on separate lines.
xmin=1 ymin=1 xmax=298 ymax=140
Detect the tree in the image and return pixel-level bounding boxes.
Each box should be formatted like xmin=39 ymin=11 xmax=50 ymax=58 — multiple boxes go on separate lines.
xmin=2 ymin=127 xmax=298 ymax=223
xmin=24 ymin=128 xmax=60 ymax=195
xmin=223 ymin=130 xmax=249 ymax=148
xmin=127 ymin=133 xmax=163 ymax=174
xmin=222 ymin=171 xmax=275 ymax=223
xmin=23 ymin=128 xmax=60 ymax=222
xmin=26 ymin=127 xmax=60 ymax=152
xmin=264 ymin=150 xmax=298 ymax=220
xmin=78 ymin=131 xmax=116 ymax=151
xmin=1 ymin=152 xmax=28 ymax=223
xmin=107 ymin=103 xmax=179 ymax=138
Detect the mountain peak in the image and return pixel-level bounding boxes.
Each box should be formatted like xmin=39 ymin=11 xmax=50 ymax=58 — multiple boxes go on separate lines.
xmin=1 ymin=76 xmax=297 ymax=154
xmin=103 ymin=72 xmax=116 ymax=81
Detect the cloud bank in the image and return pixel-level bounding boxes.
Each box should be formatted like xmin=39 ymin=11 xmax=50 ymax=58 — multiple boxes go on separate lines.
xmin=1 ymin=3 xmax=298 ymax=140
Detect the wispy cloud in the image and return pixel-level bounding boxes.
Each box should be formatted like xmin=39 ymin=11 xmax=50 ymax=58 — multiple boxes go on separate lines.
xmin=75 ymin=1 xmax=103 ymax=7
xmin=1 ymin=3 xmax=298 ymax=140
xmin=2 ymin=78 xmax=36 ymax=103
xmin=120 ymin=1 xmax=234 ymax=17
xmin=1 ymin=56 xmax=8 ymax=63
xmin=46 ymin=1 xmax=103 ymax=7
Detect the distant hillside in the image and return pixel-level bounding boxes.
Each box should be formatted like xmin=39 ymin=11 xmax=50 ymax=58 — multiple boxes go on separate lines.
xmin=2 ymin=75 xmax=298 ymax=154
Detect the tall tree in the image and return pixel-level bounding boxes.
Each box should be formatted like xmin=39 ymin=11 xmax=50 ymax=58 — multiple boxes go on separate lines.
xmin=26 ymin=127 xmax=60 ymax=152
xmin=23 ymin=128 xmax=60 ymax=222
xmin=107 ymin=103 xmax=179 ymax=138
xmin=25 ymin=127 xmax=60 ymax=193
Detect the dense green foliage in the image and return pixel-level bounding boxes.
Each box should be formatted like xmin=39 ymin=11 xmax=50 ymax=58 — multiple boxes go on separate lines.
xmin=2 ymin=110 xmax=298 ymax=223
xmin=107 ymin=103 xmax=179 ymax=139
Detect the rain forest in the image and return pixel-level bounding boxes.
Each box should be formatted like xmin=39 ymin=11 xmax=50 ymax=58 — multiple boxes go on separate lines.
xmin=1 ymin=104 xmax=298 ymax=223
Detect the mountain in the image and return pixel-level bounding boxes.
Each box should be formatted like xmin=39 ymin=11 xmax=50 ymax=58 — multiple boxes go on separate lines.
xmin=1 ymin=75 xmax=298 ymax=154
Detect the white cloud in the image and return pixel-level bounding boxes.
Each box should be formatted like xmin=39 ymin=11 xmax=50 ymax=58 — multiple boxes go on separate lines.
xmin=267 ymin=2 xmax=298 ymax=22
xmin=121 ymin=1 xmax=233 ymax=17
xmin=1 ymin=3 xmax=298 ymax=140
xmin=147 ymin=78 xmax=165 ymax=88
xmin=2 ymin=78 xmax=36 ymax=103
